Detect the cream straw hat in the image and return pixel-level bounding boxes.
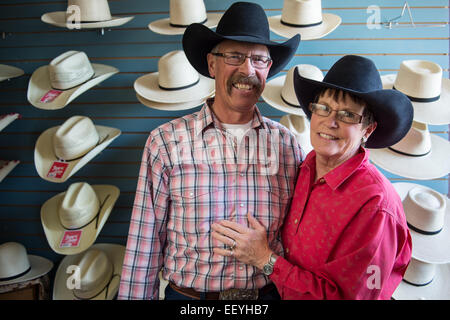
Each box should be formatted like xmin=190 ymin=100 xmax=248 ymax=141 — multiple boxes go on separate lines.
xmin=0 ymin=64 xmax=24 ymax=82
xmin=280 ymin=114 xmax=313 ymax=155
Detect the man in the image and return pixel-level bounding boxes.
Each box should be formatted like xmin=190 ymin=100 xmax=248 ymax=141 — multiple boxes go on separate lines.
xmin=118 ymin=2 xmax=302 ymax=300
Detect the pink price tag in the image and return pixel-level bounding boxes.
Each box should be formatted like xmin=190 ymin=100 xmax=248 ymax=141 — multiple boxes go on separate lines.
xmin=59 ymin=230 xmax=82 ymax=248
xmin=40 ymin=89 xmax=63 ymax=103
xmin=47 ymin=161 xmax=68 ymax=179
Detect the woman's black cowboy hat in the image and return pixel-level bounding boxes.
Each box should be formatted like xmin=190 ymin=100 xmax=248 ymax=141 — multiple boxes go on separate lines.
xmin=293 ymin=55 xmax=413 ymax=149
xmin=182 ymin=2 xmax=300 ymax=79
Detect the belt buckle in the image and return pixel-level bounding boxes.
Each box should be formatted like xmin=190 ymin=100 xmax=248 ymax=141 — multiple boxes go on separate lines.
xmin=219 ymin=288 xmax=259 ymax=300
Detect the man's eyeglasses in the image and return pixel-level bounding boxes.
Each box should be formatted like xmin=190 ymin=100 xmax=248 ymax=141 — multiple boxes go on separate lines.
xmin=309 ymin=103 xmax=363 ymax=124
xmin=211 ymin=52 xmax=272 ymax=69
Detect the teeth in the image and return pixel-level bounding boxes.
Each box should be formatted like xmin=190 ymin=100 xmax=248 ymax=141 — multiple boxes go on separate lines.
xmin=319 ymin=133 xmax=338 ymax=140
xmin=233 ymin=83 xmax=252 ymax=90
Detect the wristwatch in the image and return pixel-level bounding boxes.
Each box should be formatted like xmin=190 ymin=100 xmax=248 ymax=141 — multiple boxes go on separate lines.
xmin=262 ymin=253 xmax=277 ymax=276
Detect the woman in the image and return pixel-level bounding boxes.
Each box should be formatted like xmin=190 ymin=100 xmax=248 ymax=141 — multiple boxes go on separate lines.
xmin=211 ymin=55 xmax=413 ymax=299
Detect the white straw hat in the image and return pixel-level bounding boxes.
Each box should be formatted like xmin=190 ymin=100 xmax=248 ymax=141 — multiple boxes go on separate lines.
xmin=0 ymin=113 xmax=20 ymax=132
xmin=41 ymin=182 xmax=120 ymax=255
xmin=268 ymin=0 xmax=341 ymax=40
xmin=0 ymin=160 xmax=20 ymax=183
xmin=0 ymin=64 xmax=24 ymax=82
xmin=28 ymin=51 xmax=118 ymax=110
xmin=381 ymin=60 xmax=450 ymax=125
xmin=149 ymin=0 xmax=222 ymax=35
xmin=0 ymin=242 xmax=53 ymax=286
xmin=280 ymin=114 xmax=313 ymax=154
xmin=393 ymin=182 xmax=450 ymax=264
xmin=41 ymin=0 xmax=134 ymax=29
xmin=34 ymin=115 xmax=121 ymax=183
xmin=392 ymin=258 xmax=450 ymax=300
xmin=134 ymin=50 xmax=215 ymax=104
xmin=369 ymin=121 xmax=450 ymax=180
xmin=53 ymin=243 xmax=125 ymax=300
xmin=262 ymin=64 xmax=324 ymax=116
xmin=136 ymin=93 xmax=206 ymax=111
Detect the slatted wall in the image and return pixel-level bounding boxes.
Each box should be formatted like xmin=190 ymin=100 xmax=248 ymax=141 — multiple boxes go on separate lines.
xmin=0 ymin=0 xmax=449 ymax=272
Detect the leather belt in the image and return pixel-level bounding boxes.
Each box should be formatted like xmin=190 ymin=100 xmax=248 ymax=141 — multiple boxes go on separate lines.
xmin=168 ymin=281 xmax=276 ymax=300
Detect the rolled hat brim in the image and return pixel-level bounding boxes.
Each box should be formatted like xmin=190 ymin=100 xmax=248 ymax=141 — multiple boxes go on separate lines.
xmin=148 ymin=13 xmax=222 ymax=35
xmin=41 ymin=12 xmax=134 ymax=29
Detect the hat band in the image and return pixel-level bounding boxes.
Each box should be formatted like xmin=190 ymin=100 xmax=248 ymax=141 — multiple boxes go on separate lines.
xmin=281 ymin=94 xmax=301 ymax=108
xmin=51 ymin=72 xmax=96 ymax=92
xmin=407 ymin=222 xmax=442 ymax=236
xmin=280 ymin=19 xmax=323 ymax=28
xmin=169 ymin=17 xmax=207 ymax=28
xmin=402 ymin=277 xmax=434 ymax=287
xmin=393 ymin=86 xmax=440 ymax=103
xmin=387 ymin=147 xmax=430 ymax=158
xmin=72 ymin=273 xmax=119 ymax=300
xmin=159 ymin=77 xmax=200 ymax=91
xmin=54 ymin=134 xmax=109 ymax=162
xmin=0 ymin=266 xmax=31 ymax=282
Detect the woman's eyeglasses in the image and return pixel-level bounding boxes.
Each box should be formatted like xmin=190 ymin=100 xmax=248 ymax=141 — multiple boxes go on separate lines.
xmin=309 ymin=103 xmax=363 ymax=124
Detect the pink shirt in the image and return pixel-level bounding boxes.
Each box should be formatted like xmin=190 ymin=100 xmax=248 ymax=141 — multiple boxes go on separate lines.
xmin=270 ymin=148 xmax=412 ymax=300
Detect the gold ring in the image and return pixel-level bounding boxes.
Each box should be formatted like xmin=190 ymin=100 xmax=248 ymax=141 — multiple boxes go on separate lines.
xmin=230 ymin=240 xmax=236 ymax=250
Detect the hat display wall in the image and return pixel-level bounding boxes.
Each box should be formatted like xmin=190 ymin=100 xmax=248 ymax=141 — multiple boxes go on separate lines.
xmin=182 ymin=1 xmax=300 ymax=79
xmin=149 ymin=0 xmax=222 ymax=35
xmin=53 ymin=243 xmax=125 ymax=300
xmin=28 ymin=51 xmax=118 ymax=110
xmin=34 ymin=115 xmax=121 ymax=183
xmin=41 ymin=182 xmax=120 ymax=255
xmin=41 ymin=0 xmax=134 ymax=29
xmin=0 ymin=160 xmax=20 ymax=183
xmin=393 ymin=183 xmax=450 ymax=264
xmin=0 ymin=242 xmax=53 ymax=286
xmin=268 ymin=0 xmax=341 ymax=40
xmin=0 ymin=113 xmax=20 ymax=132
xmin=134 ymin=50 xmax=215 ymax=105
xmin=136 ymin=93 xmax=206 ymax=112
xmin=381 ymin=60 xmax=450 ymax=125
xmin=369 ymin=121 xmax=450 ymax=180
xmin=293 ymin=55 xmax=414 ymax=149
xmin=393 ymin=258 xmax=450 ymax=300
xmin=280 ymin=114 xmax=313 ymax=155
xmin=0 ymin=64 xmax=24 ymax=82
xmin=262 ymin=64 xmax=324 ymax=116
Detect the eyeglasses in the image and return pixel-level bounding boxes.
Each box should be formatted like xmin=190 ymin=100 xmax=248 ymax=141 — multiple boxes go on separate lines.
xmin=211 ymin=52 xmax=272 ymax=69
xmin=309 ymin=103 xmax=363 ymax=124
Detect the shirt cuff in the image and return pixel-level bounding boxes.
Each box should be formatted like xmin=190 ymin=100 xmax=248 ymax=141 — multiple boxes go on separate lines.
xmin=269 ymin=256 xmax=294 ymax=292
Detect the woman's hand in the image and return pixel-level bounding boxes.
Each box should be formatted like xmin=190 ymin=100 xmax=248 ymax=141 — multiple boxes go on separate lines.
xmin=211 ymin=212 xmax=273 ymax=270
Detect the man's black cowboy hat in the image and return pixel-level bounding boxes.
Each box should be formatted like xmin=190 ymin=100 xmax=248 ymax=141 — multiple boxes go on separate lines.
xmin=182 ymin=1 xmax=300 ymax=79
xmin=293 ymin=55 xmax=413 ymax=149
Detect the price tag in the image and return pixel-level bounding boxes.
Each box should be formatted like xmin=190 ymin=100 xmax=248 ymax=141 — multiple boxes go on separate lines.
xmin=59 ymin=230 xmax=82 ymax=248
xmin=47 ymin=161 xmax=69 ymax=179
xmin=40 ymin=89 xmax=63 ymax=103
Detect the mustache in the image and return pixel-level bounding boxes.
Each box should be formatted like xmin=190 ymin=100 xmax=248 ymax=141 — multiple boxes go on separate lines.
xmin=227 ymin=73 xmax=262 ymax=94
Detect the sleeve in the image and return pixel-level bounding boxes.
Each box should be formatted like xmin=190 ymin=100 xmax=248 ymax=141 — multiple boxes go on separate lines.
xmin=270 ymin=202 xmax=411 ymax=300
xmin=118 ymin=133 xmax=170 ymax=300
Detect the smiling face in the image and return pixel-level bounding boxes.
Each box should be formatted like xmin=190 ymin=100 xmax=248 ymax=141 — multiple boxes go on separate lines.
xmin=206 ymin=40 xmax=272 ymax=123
xmin=310 ymin=89 xmax=377 ymax=170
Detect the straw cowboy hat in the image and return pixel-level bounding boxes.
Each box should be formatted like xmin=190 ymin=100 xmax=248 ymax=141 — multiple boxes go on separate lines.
xmin=136 ymin=93 xmax=206 ymax=112
xmin=262 ymin=64 xmax=324 ymax=116
xmin=381 ymin=60 xmax=450 ymax=125
xmin=393 ymin=182 xmax=450 ymax=264
xmin=182 ymin=1 xmax=300 ymax=79
xmin=149 ymin=0 xmax=222 ymax=35
xmin=293 ymin=55 xmax=413 ymax=149
xmin=53 ymin=243 xmax=125 ymax=300
xmin=0 ymin=242 xmax=53 ymax=286
xmin=268 ymin=0 xmax=341 ymax=40
xmin=134 ymin=50 xmax=215 ymax=104
xmin=0 ymin=160 xmax=20 ymax=183
xmin=280 ymin=114 xmax=313 ymax=155
xmin=392 ymin=258 xmax=450 ymax=300
xmin=0 ymin=64 xmax=24 ymax=82
xmin=0 ymin=113 xmax=20 ymax=132
xmin=34 ymin=115 xmax=121 ymax=183
xmin=369 ymin=121 xmax=450 ymax=180
xmin=28 ymin=51 xmax=118 ymax=110
xmin=41 ymin=0 xmax=134 ymax=29
xmin=41 ymin=182 xmax=120 ymax=255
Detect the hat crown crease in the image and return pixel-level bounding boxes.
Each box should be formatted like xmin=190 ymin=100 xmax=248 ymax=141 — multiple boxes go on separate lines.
xmin=0 ymin=242 xmax=31 ymax=279
xmin=281 ymin=0 xmax=323 ymax=25
xmin=158 ymin=50 xmax=199 ymax=89
xmin=49 ymin=51 xmax=94 ymax=90
xmin=170 ymin=0 xmax=207 ymax=25
xmin=67 ymin=0 xmax=112 ymax=22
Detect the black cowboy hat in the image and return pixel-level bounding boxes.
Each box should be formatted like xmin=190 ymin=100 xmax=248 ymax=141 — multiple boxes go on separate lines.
xmin=182 ymin=1 xmax=300 ymax=79
xmin=293 ymin=55 xmax=413 ymax=149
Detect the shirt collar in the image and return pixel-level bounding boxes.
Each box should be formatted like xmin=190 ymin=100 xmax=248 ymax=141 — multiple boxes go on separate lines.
xmin=194 ymin=98 xmax=267 ymax=137
xmin=302 ymin=147 xmax=370 ymax=191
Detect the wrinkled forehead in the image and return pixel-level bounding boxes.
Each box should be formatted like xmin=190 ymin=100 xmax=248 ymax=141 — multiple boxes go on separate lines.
xmin=216 ymin=40 xmax=270 ymax=56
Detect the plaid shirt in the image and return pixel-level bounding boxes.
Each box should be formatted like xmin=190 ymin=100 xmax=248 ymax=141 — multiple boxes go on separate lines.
xmin=118 ymin=101 xmax=303 ymax=299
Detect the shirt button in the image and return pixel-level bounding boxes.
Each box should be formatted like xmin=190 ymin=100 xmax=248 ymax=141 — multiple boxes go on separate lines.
xmin=189 ymin=192 xmax=194 ymax=197
xmin=294 ymin=219 xmax=298 ymax=224
xmin=240 ymin=173 xmax=245 ymax=177
xmin=239 ymin=266 xmax=244 ymax=270
xmin=319 ymin=178 xmax=325 ymax=184
xmin=240 ymin=203 xmax=245 ymax=207
xmin=286 ymin=248 xmax=289 ymax=254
